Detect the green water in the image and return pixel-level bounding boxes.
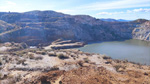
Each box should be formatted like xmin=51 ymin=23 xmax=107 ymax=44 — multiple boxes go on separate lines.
xmin=78 ymin=39 xmax=150 ymax=65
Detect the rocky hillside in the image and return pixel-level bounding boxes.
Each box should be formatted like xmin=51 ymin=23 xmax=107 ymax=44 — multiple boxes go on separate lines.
xmin=132 ymin=21 xmax=150 ymax=41
xmin=0 ymin=11 xmax=149 ymax=45
xmin=0 ymin=20 xmax=16 ymax=33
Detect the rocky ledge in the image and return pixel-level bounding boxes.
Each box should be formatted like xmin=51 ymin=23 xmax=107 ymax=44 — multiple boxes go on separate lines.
xmin=45 ymin=40 xmax=85 ymax=49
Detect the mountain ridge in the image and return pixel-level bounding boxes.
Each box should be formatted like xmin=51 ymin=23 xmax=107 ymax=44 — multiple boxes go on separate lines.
xmin=100 ymin=18 xmax=132 ymax=22
xmin=0 ymin=10 xmax=149 ymax=45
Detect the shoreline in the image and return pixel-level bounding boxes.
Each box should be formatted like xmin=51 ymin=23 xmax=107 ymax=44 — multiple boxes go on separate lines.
xmin=77 ymin=39 xmax=150 ymax=66
xmin=0 ymin=42 xmax=150 ymax=84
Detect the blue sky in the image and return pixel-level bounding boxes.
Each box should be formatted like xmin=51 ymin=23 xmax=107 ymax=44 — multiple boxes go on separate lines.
xmin=0 ymin=0 xmax=150 ymax=20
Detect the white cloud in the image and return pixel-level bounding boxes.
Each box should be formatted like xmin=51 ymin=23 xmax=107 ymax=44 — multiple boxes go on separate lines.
xmin=58 ymin=0 xmax=150 ymax=15
xmin=133 ymin=8 xmax=150 ymax=12
xmin=56 ymin=9 xmax=75 ymax=13
xmin=6 ymin=1 xmax=16 ymax=5
xmin=126 ymin=8 xmax=150 ymax=13
xmin=97 ymin=12 xmax=124 ymax=15
xmin=78 ymin=0 xmax=150 ymax=10
xmin=97 ymin=8 xmax=150 ymax=15
xmin=53 ymin=0 xmax=150 ymax=15
xmin=97 ymin=12 xmax=112 ymax=15
xmin=0 ymin=1 xmax=17 ymax=12
xmin=127 ymin=10 xmax=132 ymax=13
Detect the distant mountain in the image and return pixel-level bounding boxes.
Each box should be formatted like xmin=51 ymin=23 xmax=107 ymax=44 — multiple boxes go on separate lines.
xmin=100 ymin=18 xmax=118 ymax=22
xmin=0 ymin=10 xmax=149 ymax=45
xmin=100 ymin=18 xmax=132 ymax=22
xmin=117 ymin=19 xmax=132 ymax=22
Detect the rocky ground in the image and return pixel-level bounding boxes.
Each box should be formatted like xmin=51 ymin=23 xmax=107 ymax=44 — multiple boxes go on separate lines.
xmin=0 ymin=42 xmax=150 ymax=84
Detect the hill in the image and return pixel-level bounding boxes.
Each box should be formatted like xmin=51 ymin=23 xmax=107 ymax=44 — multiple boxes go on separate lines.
xmin=0 ymin=11 xmax=149 ymax=45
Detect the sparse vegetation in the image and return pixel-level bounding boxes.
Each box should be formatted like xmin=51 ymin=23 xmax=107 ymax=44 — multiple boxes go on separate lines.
xmin=102 ymin=55 xmax=112 ymax=59
xmin=28 ymin=53 xmax=35 ymax=59
xmin=83 ymin=57 xmax=90 ymax=63
xmin=114 ymin=65 xmax=126 ymax=72
xmin=115 ymin=59 xmax=121 ymax=63
xmin=105 ymin=61 xmax=111 ymax=64
xmin=144 ymin=72 xmax=148 ymax=76
xmin=36 ymin=51 xmax=46 ymax=55
xmin=0 ymin=60 xmax=2 ymax=65
xmin=50 ymin=66 xmax=59 ymax=71
xmin=14 ymin=51 xmax=27 ymax=56
xmin=35 ymin=56 xmax=43 ymax=60
xmin=77 ymin=61 xmax=84 ymax=67
xmin=0 ymin=41 xmax=150 ymax=84
xmin=17 ymin=59 xmax=26 ymax=65
xmin=57 ymin=53 xmax=69 ymax=59
xmin=0 ymin=72 xmax=2 ymax=79
xmin=48 ymin=52 xmax=56 ymax=57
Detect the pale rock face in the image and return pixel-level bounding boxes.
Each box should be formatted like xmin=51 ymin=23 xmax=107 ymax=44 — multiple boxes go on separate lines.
xmin=132 ymin=21 xmax=150 ymax=41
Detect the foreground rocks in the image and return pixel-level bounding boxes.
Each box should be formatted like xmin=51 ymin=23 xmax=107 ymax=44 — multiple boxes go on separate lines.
xmin=0 ymin=43 xmax=150 ymax=84
xmin=20 ymin=66 xmax=150 ymax=84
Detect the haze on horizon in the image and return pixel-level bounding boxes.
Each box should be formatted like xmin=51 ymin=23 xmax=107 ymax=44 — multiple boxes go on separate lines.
xmin=0 ymin=0 xmax=150 ymax=20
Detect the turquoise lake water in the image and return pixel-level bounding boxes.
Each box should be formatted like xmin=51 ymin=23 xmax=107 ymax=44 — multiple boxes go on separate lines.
xmin=78 ymin=39 xmax=150 ymax=65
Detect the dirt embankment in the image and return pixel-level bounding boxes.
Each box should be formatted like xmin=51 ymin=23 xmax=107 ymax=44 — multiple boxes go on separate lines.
xmin=19 ymin=66 xmax=150 ymax=84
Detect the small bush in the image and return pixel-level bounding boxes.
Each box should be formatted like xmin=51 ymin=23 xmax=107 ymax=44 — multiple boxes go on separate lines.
xmin=48 ymin=52 xmax=56 ymax=57
xmin=0 ymin=60 xmax=2 ymax=66
xmin=78 ymin=61 xmax=83 ymax=67
xmin=36 ymin=51 xmax=46 ymax=55
xmin=102 ymin=55 xmax=112 ymax=59
xmin=114 ymin=65 xmax=125 ymax=72
xmin=0 ymin=73 xmax=2 ymax=79
xmin=29 ymin=49 xmax=37 ymax=53
xmin=28 ymin=53 xmax=35 ymax=59
xmin=51 ymin=66 xmax=59 ymax=71
xmin=15 ymin=51 xmax=26 ymax=56
xmin=144 ymin=72 xmax=148 ymax=76
xmin=41 ymin=52 xmax=46 ymax=55
xmin=57 ymin=54 xmax=69 ymax=59
xmin=115 ymin=59 xmax=121 ymax=63
xmin=17 ymin=59 xmax=26 ymax=64
xmin=105 ymin=61 xmax=111 ymax=64
xmin=35 ymin=56 xmax=43 ymax=60
xmin=83 ymin=57 xmax=90 ymax=63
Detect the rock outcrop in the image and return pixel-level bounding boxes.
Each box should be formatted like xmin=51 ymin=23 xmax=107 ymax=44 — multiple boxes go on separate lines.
xmin=45 ymin=40 xmax=85 ymax=49
xmin=132 ymin=21 xmax=150 ymax=41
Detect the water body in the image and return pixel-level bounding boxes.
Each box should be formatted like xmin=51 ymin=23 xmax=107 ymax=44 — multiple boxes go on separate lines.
xmin=78 ymin=39 xmax=150 ymax=65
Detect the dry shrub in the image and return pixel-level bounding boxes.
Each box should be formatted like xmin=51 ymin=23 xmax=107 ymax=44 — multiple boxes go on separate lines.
xmin=48 ymin=52 xmax=56 ymax=57
xmin=28 ymin=53 xmax=35 ymax=59
xmin=83 ymin=57 xmax=90 ymax=63
xmin=57 ymin=53 xmax=69 ymax=59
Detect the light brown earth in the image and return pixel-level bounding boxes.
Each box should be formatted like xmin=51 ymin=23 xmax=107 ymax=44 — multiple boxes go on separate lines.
xmin=0 ymin=42 xmax=150 ymax=84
